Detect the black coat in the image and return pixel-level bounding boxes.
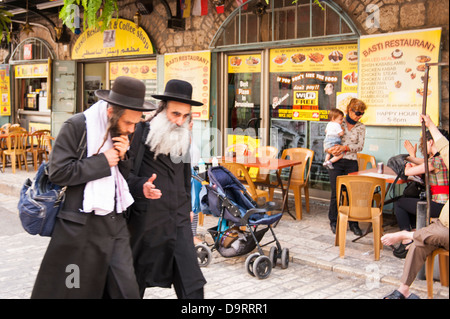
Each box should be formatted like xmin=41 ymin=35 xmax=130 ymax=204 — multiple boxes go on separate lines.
xmin=126 ymin=122 xmax=206 ymax=295
xmin=31 ymin=113 xmax=135 ymax=298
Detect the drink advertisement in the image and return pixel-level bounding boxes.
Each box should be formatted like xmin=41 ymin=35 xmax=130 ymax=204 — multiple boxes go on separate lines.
xmin=0 ymin=64 xmax=11 ymax=116
xmin=359 ymin=28 xmax=441 ymax=126
xmin=269 ymin=44 xmax=358 ymax=121
xmin=163 ymin=51 xmax=211 ymax=120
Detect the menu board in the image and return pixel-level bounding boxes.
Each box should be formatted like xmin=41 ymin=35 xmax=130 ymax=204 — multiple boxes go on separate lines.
xmin=14 ymin=63 xmax=49 ymax=78
xmin=110 ymin=60 xmax=157 ymax=107
xmin=164 ymin=51 xmax=211 ymax=120
xmin=269 ymin=44 xmax=358 ymax=121
xmin=359 ymin=28 xmax=441 ymax=126
xmin=0 ymin=64 xmax=11 ymax=116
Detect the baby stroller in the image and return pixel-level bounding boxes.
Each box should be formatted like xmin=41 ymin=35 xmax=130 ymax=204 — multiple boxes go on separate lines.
xmin=193 ymin=165 xmax=289 ymax=279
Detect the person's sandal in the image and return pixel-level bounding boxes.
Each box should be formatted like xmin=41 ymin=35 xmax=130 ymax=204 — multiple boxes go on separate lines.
xmin=393 ymin=241 xmax=413 ymax=259
xmin=383 ymin=290 xmax=405 ymax=299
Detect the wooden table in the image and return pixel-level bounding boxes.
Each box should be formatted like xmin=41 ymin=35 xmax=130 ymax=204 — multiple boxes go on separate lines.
xmin=211 ymin=156 xmax=303 ymax=219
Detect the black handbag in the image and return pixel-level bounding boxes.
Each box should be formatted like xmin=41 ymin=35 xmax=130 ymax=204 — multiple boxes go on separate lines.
xmin=403 ymin=181 xmax=426 ymax=198
xmin=17 ymin=130 xmax=86 ymax=237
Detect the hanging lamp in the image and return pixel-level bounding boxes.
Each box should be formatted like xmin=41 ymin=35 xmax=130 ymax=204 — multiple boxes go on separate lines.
xmin=22 ymin=0 xmax=34 ymax=35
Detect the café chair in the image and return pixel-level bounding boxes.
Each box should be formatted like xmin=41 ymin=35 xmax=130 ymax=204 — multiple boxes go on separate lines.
xmin=269 ymin=148 xmax=314 ymax=220
xmin=2 ymin=132 xmax=29 ymax=173
xmin=27 ymin=130 xmax=51 ymax=171
xmin=9 ymin=125 xmax=27 ymax=133
xmin=43 ymin=135 xmax=55 ymax=154
xmin=426 ymin=248 xmax=449 ymax=299
xmin=220 ymin=162 xmax=269 ymax=204
xmin=357 ymin=153 xmax=376 ymax=171
xmin=335 ymin=175 xmax=386 ymax=260
xmin=1 ymin=123 xmax=11 ymax=134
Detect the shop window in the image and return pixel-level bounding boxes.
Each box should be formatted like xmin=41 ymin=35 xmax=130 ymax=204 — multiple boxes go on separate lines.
xmin=10 ymin=38 xmax=54 ymax=62
xmin=211 ymin=0 xmax=358 ymax=49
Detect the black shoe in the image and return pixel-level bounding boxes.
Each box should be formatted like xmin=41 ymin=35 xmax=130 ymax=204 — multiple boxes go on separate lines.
xmin=393 ymin=241 xmax=413 ymax=259
xmin=330 ymin=223 xmax=337 ymax=234
xmin=350 ymin=224 xmax=362 ymax=236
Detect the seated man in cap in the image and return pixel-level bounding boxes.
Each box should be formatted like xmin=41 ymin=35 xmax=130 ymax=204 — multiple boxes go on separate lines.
xmin=31 ymin=76 xmax=156 ymax=299
xmin=126 ymin=79 xmax=207 ymax=299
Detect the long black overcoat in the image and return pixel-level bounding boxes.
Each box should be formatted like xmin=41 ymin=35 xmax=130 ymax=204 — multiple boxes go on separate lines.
xmin=31 ymin=113 xmax=133 ymax=298
xmin=126 ymin=122 xmax=206 ymax=296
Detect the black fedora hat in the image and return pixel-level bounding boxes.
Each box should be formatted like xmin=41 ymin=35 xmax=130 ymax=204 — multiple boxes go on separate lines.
xmin=152 ymin=79 xmax=203 ymax=106
xmin=95 ymin=76 xmax=156 ymax=111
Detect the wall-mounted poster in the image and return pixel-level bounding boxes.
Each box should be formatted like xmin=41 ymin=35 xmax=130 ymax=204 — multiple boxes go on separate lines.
xmin=0 ymin=64 xmax=11 ymax=116
xmin=164 ymin=51 xmax=211 ymax=120
xmin=359 ymin=28 xmax=441 ymax=126
xmin=269 ymin=44 xmax=358 ymax=122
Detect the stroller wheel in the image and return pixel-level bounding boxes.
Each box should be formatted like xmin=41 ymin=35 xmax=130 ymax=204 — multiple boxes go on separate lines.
xmin=269 ymin=247 xmax=278 ymax=268
xmin=196 ymin=243 xmax=212 ymax=267
xmin=245 ymin=253 xmax=260 ymax=277
xmin=253 ymin=255 xmax=272 ymax=280
xmin=281 ymin=248 xmax=289 ymax=269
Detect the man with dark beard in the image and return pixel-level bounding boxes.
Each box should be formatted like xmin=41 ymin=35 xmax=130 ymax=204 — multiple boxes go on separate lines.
xmin=126 ymin=79 xmax=207 ymax=299
xmin=31 ymin=76 xmax=155 ymax=298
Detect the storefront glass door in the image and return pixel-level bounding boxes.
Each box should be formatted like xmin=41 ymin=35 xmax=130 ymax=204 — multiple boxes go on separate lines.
xmin=226 ymin=53 xmax=263 ymax=155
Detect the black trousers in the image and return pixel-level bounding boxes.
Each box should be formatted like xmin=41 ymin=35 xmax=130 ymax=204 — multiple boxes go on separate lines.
xmin=394 ymin=196 xmax=444 ymax=231
xmin=327 ymin=159 xmax=359 ymax=226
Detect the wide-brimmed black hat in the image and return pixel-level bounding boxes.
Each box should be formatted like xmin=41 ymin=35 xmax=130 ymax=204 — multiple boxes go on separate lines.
xmin=95 ymin=76 xmax=156 ymax=111
xmin=152 ymin=79 xmax=203 ymax=106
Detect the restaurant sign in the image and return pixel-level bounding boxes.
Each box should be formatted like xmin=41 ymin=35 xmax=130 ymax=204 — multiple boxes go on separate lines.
xmin=359 ymin=28 xmax=441 ymax=126
xmin=163 ymin=51 xmax=211 ymax=120
xmin=72 ymin=19 xmax=154 ymax=59
xmin=269 ymin=44 xmax=358 ymax=121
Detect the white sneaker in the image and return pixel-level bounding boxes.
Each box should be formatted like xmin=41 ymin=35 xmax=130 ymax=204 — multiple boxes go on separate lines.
xmin=323 ymin=160 xmax=334 ymax=169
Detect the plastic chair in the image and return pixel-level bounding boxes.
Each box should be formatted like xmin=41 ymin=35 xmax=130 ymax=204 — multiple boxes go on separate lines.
xmin=1 ymin=123 xmax=11 ymax=134
xmin=27 ymin=130 xmax=51 ymax=171
xmin=220 ymin=162 xmax=269 ymax=204
xmin=2 ymin=132 xmax=29 ymax=173
xmin=269 ymin=148 xmax=314 ymax=220
xmin=357 ymin=153 xmax=376 ymax=170
xmin=335 ymin=175 xmax=386 ymax=261
xmin=426 ymin=248 xmax=449 ymax=299
xmin=43 ymin=135 xmax=55 ymax=154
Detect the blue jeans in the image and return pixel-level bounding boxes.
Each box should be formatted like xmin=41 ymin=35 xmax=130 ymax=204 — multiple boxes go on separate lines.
xmin=327 ymin=159 xmax=359 ymax=226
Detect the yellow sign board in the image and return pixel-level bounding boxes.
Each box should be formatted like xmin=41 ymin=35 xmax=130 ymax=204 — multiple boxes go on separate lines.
xmin=72 ymin=19 xmax=154 ymax=59
xmin=359 ymin=28 xmax=441 ymax=126
xmin=14 ymin=63 xmax=49 ymax=78
xmin=110 ymin=60 xmax=157 ymax=80
xmin=0 ymin=64 xmax=11 ymax=116
xmin=228 ymin=55 xmax=262 ymax=73
xmin=163 ymin=51 xmax=211 ymax=120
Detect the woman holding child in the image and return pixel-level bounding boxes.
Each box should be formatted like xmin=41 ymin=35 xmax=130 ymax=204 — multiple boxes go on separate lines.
xmin=326 ymin=98 xmax=367 ymax=235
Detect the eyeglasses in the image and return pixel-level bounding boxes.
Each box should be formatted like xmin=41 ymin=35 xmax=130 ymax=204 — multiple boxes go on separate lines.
xmin=352 ymin=109 xmax=365 ymax=116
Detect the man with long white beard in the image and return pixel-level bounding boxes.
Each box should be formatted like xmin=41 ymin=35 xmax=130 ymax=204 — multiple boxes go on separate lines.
xmin=126 ymin=79 xmax=206 ymax=299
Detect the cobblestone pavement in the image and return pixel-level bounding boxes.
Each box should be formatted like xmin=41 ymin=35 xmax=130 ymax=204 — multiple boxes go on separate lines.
xmin=0 ymin=169 xmax=448 ymax=300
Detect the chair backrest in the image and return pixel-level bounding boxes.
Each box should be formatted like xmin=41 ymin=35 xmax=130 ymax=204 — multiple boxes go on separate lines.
xmin=220 ymin=162 xmax=259 ymax=200
xmin=9 ymin=126 xmax=27 ymax=133
xmin=1 ymin=123 xmax=11 ymax=134
xmin=43 ymin=135 xmax=55 ymax=153
xmin=357 ymin=153 xmax=376 ymax=171
xmin=6 ymin=132 xmax=28 ymax=152
xmin=280 ymin=148 xmax=314 ymax=184
xmin=29 ymin=130 xmax=51 ymax=151
xmin=337 ymin=175 xmax=386 ymax=220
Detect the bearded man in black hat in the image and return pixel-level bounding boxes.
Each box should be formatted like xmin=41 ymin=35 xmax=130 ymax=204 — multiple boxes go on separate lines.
xmin=31 ymin=76 xmax=156 ymax=299
xmin=126 ymin=79 xmax=207 ymax=299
